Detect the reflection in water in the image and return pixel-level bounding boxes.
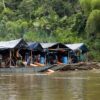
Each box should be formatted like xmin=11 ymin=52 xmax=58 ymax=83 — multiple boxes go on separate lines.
xmin=0 ymin=71 xmax=100 ymax=100
xmin=69 ymin=73 xmax=86 ymax=100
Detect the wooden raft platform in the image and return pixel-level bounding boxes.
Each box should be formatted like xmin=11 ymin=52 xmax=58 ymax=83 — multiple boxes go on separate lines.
xmin=50 ymin=62 xmax=100 ymax=71
xmin=0 ymin=65 xmax=56 ymax=73
xmin=0 ymin=62 xmax=100 ymax=73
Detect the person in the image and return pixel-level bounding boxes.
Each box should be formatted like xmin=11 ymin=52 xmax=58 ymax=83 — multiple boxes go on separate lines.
xmin=16 ymin=50 xmax=22 ymax=59
xmin=0 ymin=54 xmax=2 ymax=67
xmin=26 ymin=56 xmax=31 ymax=65
xmin=71 ymin=55 xmax=78 ymax=63
xmin=16 ymin=50 xmax=23 ymax=67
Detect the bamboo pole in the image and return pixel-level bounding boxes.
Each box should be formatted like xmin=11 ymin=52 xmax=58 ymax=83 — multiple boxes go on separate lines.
xmin=44 ymin=53 xmax=46 ymax=65
xmin=9 ymin=49 xmax=12 ymax=67
xmin=31 ymin=50 xmax=32 ymax=64
xmin=68 ymin=51 xmax=70 ymax=64
xmin=86 ymin=52 xmax=88 ymax=62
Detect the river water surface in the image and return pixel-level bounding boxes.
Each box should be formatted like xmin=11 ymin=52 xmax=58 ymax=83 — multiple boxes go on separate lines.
xmin=0 ymin=70 xmax=100 ymax=100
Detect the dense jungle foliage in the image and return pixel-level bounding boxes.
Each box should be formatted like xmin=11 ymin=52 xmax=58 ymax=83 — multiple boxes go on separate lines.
xmin=0 ymin=0 xmax=100 ymax=61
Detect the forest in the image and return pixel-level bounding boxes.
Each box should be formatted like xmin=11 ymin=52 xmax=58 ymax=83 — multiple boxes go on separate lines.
xmin=0 ymin=0 xmax=100 ymax=61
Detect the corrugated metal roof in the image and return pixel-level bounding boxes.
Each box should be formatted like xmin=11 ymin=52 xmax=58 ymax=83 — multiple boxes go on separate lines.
xmin=0 ymin=39 xmax=22 ymax=49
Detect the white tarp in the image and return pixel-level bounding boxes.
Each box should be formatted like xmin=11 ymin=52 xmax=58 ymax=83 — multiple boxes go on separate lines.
xmin=66 ymin=43 xmax=84 ymax=50
xmin=40 ymin=43 xmax=56 ymax=49
xmin=0 ymin=39 xmax=22 ymax=49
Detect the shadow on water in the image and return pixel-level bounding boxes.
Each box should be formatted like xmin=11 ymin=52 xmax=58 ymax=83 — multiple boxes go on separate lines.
xmin=0 ymin=70 xmax=100 ymax=100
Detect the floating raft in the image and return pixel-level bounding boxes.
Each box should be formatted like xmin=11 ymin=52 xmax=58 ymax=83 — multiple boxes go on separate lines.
xmin=49 ymin=62 xmax=100 ymax=71
xmin=0 ymin=62 xmax=100 ymax=73
xmin=0 ymin=65 xmax=56 ymax=73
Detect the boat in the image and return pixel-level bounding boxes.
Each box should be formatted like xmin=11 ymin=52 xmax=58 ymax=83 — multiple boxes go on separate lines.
xmin=0 ymin=64 xmax=57 ymax=73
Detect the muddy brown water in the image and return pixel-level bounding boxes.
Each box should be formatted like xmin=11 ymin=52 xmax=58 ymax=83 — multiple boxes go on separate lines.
xmin=0 ymin=70 xmax=100 ymax=100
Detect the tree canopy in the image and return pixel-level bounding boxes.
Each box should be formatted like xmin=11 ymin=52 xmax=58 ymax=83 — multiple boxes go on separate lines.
xmin=0 ymin=0 xmax=100 ymax=60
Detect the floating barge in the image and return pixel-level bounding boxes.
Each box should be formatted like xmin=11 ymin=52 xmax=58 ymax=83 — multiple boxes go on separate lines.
xmin=0 ymin=62 xmax=100 ymax=73
xmin=50 ymin=62 xmax=100 ymax=71
xmin=0 ymin=65 xmax=56 ymax=73
xmin=0 ymin=38 xmax=93 ymax=73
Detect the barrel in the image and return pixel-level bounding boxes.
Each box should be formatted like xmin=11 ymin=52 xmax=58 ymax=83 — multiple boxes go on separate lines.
xmin=62 ymin=56 xmax=68 ymax=64
xmin=40 ymin=55 xmax=45 ymax=64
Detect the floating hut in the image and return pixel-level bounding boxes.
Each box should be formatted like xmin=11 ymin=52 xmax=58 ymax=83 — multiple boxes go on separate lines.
xmin=66 ymin=43 xmax=88 ymax=63
xmin=0 ymin=39 xmax=28 ymax=67
xmin=26 ymin=42 xmax=45 ymax=66
xmin=0 ymin=39 xmax=90 ymax=72
xmin=41 ymin=43 xmax=71 ymax=64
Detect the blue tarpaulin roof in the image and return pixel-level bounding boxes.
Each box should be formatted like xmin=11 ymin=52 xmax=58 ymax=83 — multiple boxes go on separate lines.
xmin=28 ymin=42 xmax=43 ymax=51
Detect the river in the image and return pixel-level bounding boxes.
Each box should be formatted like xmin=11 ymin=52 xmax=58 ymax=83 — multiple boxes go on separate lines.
xmin=0 ymin=70 xmax=100 ymax=100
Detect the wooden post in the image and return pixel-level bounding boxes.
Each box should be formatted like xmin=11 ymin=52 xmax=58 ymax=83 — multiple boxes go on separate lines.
xmin=68 ymin=50 xmax=70 ymax=64
xmin=31 ymin=50 xmax=32 ymax=63
xmin=86 ymin=52 xmax=88 ymax=62
xmin=44 ymin=54 xmax=46 ymax=65
xmin=9 ymin=49 xmax=12 ymax=67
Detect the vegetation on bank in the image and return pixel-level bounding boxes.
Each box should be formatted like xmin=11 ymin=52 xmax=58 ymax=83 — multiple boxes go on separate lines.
xmin=0 ymin=0 xmax=100 ymax=61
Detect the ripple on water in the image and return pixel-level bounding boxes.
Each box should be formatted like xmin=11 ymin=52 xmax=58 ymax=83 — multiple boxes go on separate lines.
xmin=53 ymin=77 xmax=90 ymax=80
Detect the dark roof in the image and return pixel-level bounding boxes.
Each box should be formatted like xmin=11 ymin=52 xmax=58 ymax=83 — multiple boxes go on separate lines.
xmin=49 ymin=43 xmax=66 ymax=48
xmin=28 ymin=42 xmax=43 ymax=51
xmin=49 ymin=43 xmax=70 ymax=51
xmin=40 ymin=43 xmax=70 ymax=50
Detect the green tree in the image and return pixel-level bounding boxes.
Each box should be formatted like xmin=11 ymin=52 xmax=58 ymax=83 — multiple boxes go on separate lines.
xmin=79 ymin=0 xmax=92 ymax=15
xmin=91 ymin=0 xmax=100 ymax=10
xmin=86 ymin=10 xmax=100 ymax=37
